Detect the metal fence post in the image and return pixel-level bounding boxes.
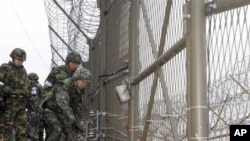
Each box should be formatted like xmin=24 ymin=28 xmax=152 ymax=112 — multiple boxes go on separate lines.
xmin=128 ymin=0 xmax=139 ymax=140
xmin=188 ymin=0 xmax=208 ymax=140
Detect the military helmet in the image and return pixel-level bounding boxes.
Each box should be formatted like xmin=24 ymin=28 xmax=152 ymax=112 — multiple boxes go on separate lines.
xmin=28 ymin=72 xmax=39 ymax=80
xmin=66 ymin=51 xmax=81 ymax=64
xmin=10 ymin=48 xmax=27 ymax=61
xmin=73 ymin=66 xmax=91 ymax=82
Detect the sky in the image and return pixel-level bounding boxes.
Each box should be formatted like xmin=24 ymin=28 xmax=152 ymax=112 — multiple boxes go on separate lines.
xmin=0 ymin=0 xmax=51 ymax=84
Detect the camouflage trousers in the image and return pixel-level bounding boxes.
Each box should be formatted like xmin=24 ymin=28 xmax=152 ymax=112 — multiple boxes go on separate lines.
xmin=0 ymin=113 xmax=5 ymax=139
xmin=41 ymin=109 xmax=84 ymax=141
xmin=0 ymin=98 xmax=27 ymax=141
xmin=41 ymin=110 xmax=63 ymax=141
xmin=27 ymin=111 xmax=41 ymax=141
xmin=27 ymin=124 xmax=39 ymax=141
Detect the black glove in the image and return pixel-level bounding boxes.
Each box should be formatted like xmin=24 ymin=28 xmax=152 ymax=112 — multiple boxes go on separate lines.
xmin=72 ymin=121 xmax=85 ymax=132
xmin=0 ymin=100 xmax=6 ymax=112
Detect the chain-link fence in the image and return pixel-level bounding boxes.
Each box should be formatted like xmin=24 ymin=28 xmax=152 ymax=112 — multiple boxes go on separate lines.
xmin=44 ymin=0 xmax=250 ymax=140
xmin=91 ymin=0 xmax=250 ymax=140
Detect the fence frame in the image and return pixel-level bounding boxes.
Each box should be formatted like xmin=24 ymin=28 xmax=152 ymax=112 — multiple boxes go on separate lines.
xmin=125 ymin=0 xmax=250 ymax=140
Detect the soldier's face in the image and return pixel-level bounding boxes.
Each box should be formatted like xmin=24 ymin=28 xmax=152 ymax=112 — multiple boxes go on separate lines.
xmin=13 ymin=58 xmax=24 ymax=67
xmin=29 ymin=79 xmax=35 ymax=84
xmin=76 ymin=79 xmax=88 ymax=90
xmin=68 ymin=62 xmax=79 ymax=71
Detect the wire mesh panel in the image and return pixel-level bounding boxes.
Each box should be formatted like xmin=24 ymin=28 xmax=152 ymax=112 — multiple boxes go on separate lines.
xmin=137 ymin=0 xmax=186 ymax=140
xmin=207 ymin=4 xmax=250 ymax=141
xmin=135 ymin=0 xmax=250 ymax=141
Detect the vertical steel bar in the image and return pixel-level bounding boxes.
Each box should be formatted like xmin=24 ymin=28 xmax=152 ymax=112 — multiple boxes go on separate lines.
xmin=189 ymin=0 xmax=208 ymax=140
xmin=99 ymin=0 xmax=107 ymax=132
xmin=183 ymin=2 xmax=191 ymax=140
xmin=128 ymin=0 xmax=139 ymax=140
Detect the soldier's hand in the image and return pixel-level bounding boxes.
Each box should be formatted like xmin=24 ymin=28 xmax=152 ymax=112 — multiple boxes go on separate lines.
xmin=36 ymin=107 xmax=42 ymax=114
xmin=0 ymin=100 xmax=6 ymax=112
xmin=72 ymin=121 xmax=85 ymax=132
xmin=31 ymin=111 xmax=36 ymax=117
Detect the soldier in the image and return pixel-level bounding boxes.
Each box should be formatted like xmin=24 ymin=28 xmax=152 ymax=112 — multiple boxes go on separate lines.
xmin=41 ymin=66 xmax=90 ymax=141
xmin=39 ymin=51 xmax=82 ymax=140
xmin=43 ymin=51 xmax=82 ymax=93
xmin=66 ymin=66 xmax=91 ymax=140
xmin=0 ymin=48 xmax=30 ymax=141
xmin=27 ymin=73 xmax=43 ymax=141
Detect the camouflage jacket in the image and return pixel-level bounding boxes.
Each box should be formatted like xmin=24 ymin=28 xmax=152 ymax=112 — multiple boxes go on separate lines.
xmin=41 ymin=65 xmax=76 ymax=111
xmin=44 ymin=78 xmax=85 ymax=122
xmin=43 ymin=65 xmax=75 ymax=94
xmin=64 ymin=78 xmax=85 ymax=120
xmin=44 ymin=80 xmax=75 ymax=124
xmin=27 ymin=81 xmax=43 ymax=111
xmin=0 ymin=61 xmax=29 ymax=99
xmin=56 ymin=85 xmax=76 ymax=124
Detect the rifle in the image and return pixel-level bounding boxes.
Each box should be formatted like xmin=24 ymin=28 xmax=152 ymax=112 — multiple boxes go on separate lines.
xmin=0 ymin=93 xmax=7 ymax=113
xmin=0 ymin=102 xmax=5 ymax=114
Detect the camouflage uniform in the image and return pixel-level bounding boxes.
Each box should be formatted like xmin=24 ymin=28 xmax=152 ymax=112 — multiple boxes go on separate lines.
xmin=52 ymin=66 xmax=91 ymax=141
xmin=43 ymin=51 xmax=82 ymax=93
xmin=66 ymin=66 xmax=91 ymax=140
xmin=43 ymin=83 xmax=76 ymax=141
xmin=39 ymin=64 xmax=74 ymax=141
xmin=27 ymin=73 xmax=43 ymax=141
xmin=39 ymin=51 xmax=82 ymax=141
xmin=68 ymin=66 xmax=91 ymax=121
xmin=0 ymin=48 xmax=30 ymax=141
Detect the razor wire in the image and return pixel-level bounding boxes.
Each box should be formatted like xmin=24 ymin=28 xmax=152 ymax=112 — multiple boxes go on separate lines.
xmin=43 ymin=0 xmax=100 ymax=67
